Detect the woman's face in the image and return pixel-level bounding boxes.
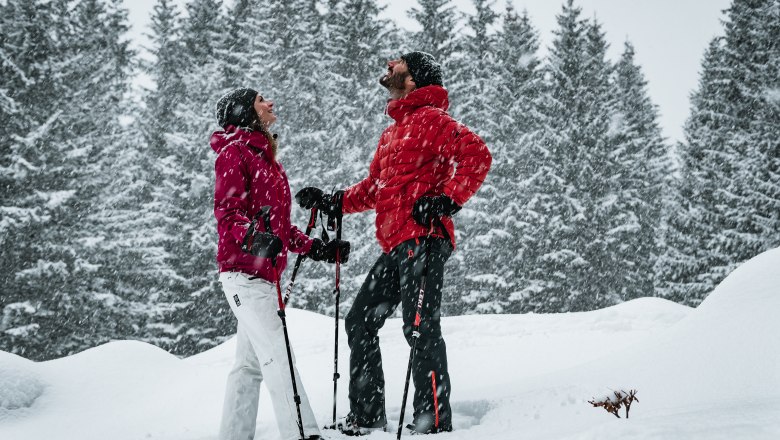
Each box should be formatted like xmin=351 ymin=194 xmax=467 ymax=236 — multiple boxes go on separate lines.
xmin=253 ymin=94 xmax=276 ymax=127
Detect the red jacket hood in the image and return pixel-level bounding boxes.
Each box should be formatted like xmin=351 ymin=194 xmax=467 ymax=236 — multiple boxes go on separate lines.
xmin=210 ymin=125 xmax=272 ymax=158
xmin=386 ymin=85 xmax=449 ymax=122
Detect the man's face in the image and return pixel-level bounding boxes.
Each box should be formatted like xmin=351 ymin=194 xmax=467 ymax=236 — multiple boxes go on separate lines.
xmin=380 ymin=59 xmax=412 ymax=96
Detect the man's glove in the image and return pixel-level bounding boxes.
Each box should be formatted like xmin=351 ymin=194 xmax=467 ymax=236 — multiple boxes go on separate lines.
xmin=295 ymin=187 xmax=343 ymax=217
xmin=247 ymin=231 xmax=283 ymax=258
xmin=307 ymin=238 xmax=350 ymax=264
xmin=412 ymin=195 xmax=461 ymax=226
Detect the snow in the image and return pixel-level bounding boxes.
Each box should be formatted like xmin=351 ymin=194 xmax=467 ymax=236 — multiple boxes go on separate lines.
xmin=39 ymin=190 xmax=77 ymax=209
xmin=2 ymin=248 xmax=780 ymax=439
xmin=766 ymin=88 xmax=780 ymax=106
xmin=0 ymin=353 xmax=45 ymax=415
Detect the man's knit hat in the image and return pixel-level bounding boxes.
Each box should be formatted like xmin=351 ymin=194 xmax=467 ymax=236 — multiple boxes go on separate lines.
xmin=400 ymin=51 xmax=442 ymax=89
xmin=216 ymin=88 xmax=259 ymax=128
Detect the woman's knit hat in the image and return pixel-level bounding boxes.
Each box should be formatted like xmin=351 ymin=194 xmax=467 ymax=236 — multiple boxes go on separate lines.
xmin=215 ymin=88 xmax=259 ymax=128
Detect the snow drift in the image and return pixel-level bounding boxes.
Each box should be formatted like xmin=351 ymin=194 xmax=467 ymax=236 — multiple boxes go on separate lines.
xmin=1 ymin=248 xmax=779 ymax=439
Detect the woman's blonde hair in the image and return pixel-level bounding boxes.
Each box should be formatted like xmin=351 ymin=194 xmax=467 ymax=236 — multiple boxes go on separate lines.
xmin=251 ymin=120 xmax=278 ymax=160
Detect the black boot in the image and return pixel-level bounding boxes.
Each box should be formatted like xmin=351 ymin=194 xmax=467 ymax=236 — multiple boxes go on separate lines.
xmin=404 ymin=422 xmax=453 ymax=435
xmin=324 ymin=413 xmax=387 ymax=436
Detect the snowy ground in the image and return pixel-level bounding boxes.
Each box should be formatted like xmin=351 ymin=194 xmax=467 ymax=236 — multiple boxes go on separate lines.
xmin=2 ymin=248 xmax=779 ymax=440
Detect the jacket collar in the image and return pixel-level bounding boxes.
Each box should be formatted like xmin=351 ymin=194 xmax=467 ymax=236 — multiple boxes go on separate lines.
xmin=386 ymin=85 xmax=449 ymax=123
xmin=210 ymin=125 xmax=272 ymax=160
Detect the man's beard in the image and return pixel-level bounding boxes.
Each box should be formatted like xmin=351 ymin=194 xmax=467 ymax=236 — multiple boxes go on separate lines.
xmin=379 ymin=70 xmax=409 ymax=92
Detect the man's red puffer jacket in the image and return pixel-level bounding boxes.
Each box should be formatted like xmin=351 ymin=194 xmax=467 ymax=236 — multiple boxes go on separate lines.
xmin=342 ymin=85 xmax=492 ymax=253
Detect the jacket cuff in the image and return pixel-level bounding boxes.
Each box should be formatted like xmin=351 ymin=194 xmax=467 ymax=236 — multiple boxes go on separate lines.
xmin=301 ymin=236 xmax=315 ymax=255
xmin=232 ymin=223 xmax=251 ymax=244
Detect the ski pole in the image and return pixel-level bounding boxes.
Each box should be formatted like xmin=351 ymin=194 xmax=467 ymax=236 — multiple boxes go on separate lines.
xmin=396 ymin=218 xmax=444 ymax=439
xmin=259 ymin=206 xmax=307 ymax=440
xmin=283 ymin=207 xmax=318 ymax=305
xmin=331 ymin=209 xmax=343 ymax=425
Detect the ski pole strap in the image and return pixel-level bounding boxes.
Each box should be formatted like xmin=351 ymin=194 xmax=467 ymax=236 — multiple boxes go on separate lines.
xmin=240 ymin=216 xmax=258 ymax=253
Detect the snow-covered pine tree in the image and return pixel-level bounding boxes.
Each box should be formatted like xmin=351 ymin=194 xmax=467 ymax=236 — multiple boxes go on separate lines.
xmin=609 ymin=42 xmax=671 ymax=302
xmin=406 ymin=0 xmax=458 ymax=62
xmin=217 ymin=0 xmax=254 ymax=88
xmin=449 ymin=0 xmax=499 ymax=128
xmin=568 ymin=18 xmax=624 ymax=310
xmin=155 ymin=0 xmax=233 ymax=355
xmin=514 ymin=2 xmax=622 ymax=312
xmin=489 ymin=6 xmax=545 ymax=313
xmin=751 ymin=0 xmax=780 ymax=250
xmin=141 ymin=0 xmax=186 ymax=153
xmin=515 ymin=0 xmax=589 ymax=312
xmin=716 ymin=0 xmax=780 ymax=274
xmin=118 ymin=0 xmax=192 ymax=348
xmin=658 ymin=0 xmax=780 ymax=304
xmin=655 ymin=39 xmax=730 ymax=304
xmin=1 ymin=0 xmax=135 ymax=359
xmin=445 ymin=0 xmax=504 ymax=314
xmin=1 ymin=0 xmax=63 ymax=358
xmin=248 ymin=0 xmax=323 ymax=137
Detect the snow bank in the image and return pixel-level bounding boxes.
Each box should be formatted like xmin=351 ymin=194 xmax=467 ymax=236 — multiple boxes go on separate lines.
xmin=0 ymin=352 xmax=45 ymax=418
xmin=604 ymin=247 xmax=780 ymax=405
xmin=497 ymin=247 xmax=780 ymax=440
xmin=0 ymin=248 xmax=778 ymax=439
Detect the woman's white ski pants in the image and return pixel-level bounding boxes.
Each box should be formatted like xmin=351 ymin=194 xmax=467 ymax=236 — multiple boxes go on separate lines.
xmin=218 ymin=272 xmax=320 ymax=440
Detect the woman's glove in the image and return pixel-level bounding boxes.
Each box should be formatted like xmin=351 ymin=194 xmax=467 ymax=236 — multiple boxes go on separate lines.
xmin=246 ymin=231 xmax=283 ymax=258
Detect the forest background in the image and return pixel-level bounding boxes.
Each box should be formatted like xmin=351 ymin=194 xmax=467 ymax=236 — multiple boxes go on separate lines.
xmin=1 ymin=0 xmax=778 ymax=360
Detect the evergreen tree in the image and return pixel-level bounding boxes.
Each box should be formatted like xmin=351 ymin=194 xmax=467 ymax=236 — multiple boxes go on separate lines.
xmin=658 ymin=0 xmax=780 ymax=304
xmin=610 ymin=41 xmax=671 ymax=301
xmin=0 ymin=1 xmax=60 ymax=358
xmin=155 ymin=0 xmax=232 ymax=354
xmin=514 ymin=2 xmax=622 ymax=312
xmin=446 ymin=1 xmax=504 ymax=314
xmin=406 ymin=0 xmax=458 ymax=61
xmin=142 ymin=0 xmax=186 ymax=152
xmin=516 ymin=0 xmax=589 ymax=312
xmin=1 ymin=0 xmax=135 ymax=359
xmin=122 ymin=0 xmax=192 ymax=348
xmin=656 ymin=40 xmax=730 ymax=304
xmin=218 ymin=0 xmax=254 ymax=87
xmin=490 ymin=6 xmax=545 ymax=313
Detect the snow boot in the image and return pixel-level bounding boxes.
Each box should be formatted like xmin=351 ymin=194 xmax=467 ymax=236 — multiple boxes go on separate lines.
xmin=324 ymin=413 xmax=387 ymax=436
xmin=404 ymin=422 xmax=453 ymax=435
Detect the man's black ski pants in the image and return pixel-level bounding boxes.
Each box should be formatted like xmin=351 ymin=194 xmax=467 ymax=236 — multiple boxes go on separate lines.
xmin=345 ymin=237 xmax=453 ymax=432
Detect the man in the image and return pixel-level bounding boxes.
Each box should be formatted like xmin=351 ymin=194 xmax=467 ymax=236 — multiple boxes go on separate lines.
xmin=296 ymin=52 xmax=491 ymax=435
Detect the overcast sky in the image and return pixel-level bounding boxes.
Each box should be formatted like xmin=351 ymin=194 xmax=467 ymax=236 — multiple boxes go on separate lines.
xmin=124 ymin=0 xmax=733 ymax=143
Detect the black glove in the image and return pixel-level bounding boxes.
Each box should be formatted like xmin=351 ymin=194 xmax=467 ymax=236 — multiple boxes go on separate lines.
xmin=412 ymin=195 xmax=461 ymax=226
xmin=295 ymin=187 xmax=343 ymax=217
xmin=247 ymin=231 xmax=283 ymax=258
xmin=307 ymin=238 xmax=350 ymax=264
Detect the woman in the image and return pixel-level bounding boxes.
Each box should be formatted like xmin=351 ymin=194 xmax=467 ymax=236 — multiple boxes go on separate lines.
xmin=211 ymin=88 xmax=348 ymax=440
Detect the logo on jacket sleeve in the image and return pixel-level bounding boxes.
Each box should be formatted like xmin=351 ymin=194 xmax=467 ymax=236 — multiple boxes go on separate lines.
xmin=233 ymin=294 xmax=241 ymax=307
